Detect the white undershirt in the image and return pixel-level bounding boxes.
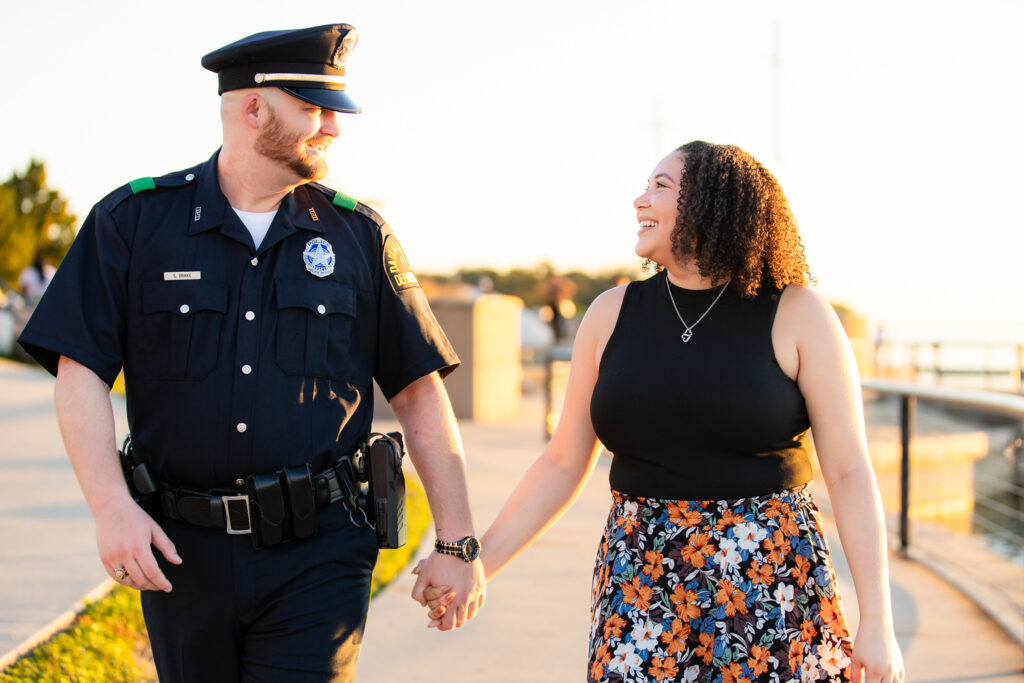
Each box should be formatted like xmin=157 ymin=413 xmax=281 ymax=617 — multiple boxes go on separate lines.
xmin=232 ymin=207 xmax=278 ymax=249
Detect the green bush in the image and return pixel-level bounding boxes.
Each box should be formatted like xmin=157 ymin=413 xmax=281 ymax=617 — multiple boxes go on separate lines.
xmin=1 ymin=478 xmax=431 ymax=682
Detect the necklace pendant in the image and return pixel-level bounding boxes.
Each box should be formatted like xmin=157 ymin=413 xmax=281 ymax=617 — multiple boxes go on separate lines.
xmin=681 ymin=329 xmax=693 ymax=342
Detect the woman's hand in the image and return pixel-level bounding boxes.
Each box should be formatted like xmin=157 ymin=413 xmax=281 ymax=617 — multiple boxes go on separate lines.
xmin=411 ymin=560 xmax=457 ymax=628
xmin=852 ymin=621 xmax=904 ymax=683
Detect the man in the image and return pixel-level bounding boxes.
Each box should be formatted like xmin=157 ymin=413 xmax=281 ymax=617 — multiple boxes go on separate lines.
xmin=19 ymin=24 xmax=484 ymax=682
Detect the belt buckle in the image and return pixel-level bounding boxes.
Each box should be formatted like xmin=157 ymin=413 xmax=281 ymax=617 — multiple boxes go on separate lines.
xmin=221 ymin=494 xmax=252 ymax=535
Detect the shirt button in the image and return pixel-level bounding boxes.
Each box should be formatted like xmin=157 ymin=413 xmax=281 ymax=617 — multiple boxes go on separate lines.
xmin=241 ymin=364 xmax=252 ymax=375
xmin=236 ymin=423 xmax=247 ymax=433
xmin=185 ymin=173 xmax=195 ymax=182
xmin=316 ymin=304 xmax=326 ymax=315
xmin=250 ymin=257 xmax=259 ymax=267
xmin=235 ymin=478 xmax=244 ymax=486
xmin=245 ymin=310 xmax=255 ymax=321
xmin=179 ymin=304 xmax=190 ymax=315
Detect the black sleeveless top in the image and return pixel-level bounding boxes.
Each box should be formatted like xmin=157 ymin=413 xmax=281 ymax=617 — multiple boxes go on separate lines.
xmin=590 ymin=270 xmax=813 ymax=500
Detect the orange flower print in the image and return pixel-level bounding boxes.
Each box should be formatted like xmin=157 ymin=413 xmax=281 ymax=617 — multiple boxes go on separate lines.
xmin=660 ymin=618 xmax=692 ymax=656
xmin=716 ymin=579 xmax=748 ymax=617
xmin=800 ymin=619 xmax=818 ymax=642
xmin=680 ymin=533 xmax=716 ymax=569
xmin=715 ymin=508 xmax=741 ymax=530
xmin=621 ymin=575 xmax=653 ymax=611
xmin=649 ymin=656 xmax=680 ymax=681
xmin=745 ymin=560 xmax=775 ymax=586
xmin=694 ymin=631 xmax=715 ymax=665
xmin=603 ymin=612 xmax=626 ymax=641
xmin=619 ymin=500 xmax=640 ymax=534
xmin=720 ymin=661 xmax=751 ymax=683
xmin=669 ymin=585 xmax=701 ymax=621
xmin=747 ymin=644 xmax=770 ymax=677
xmin=667 ymin=501 xmax=703 ymax=527
xmin=643 ymin=549 xmax=665 ymax=581
xmin=819 ymin=596 xmax=849 ymax=639
xmin=778 ymin=512 xmax=801 ymax=538
xmin=591 ymin=643 xmax=611 ymax=680
xmin=791 ymin=555 xmax=810 ymax=588
xmin=763 ymin=529 xmax=791 ymax=565
xmin=788 ymin=638 xmax=805 ymax=671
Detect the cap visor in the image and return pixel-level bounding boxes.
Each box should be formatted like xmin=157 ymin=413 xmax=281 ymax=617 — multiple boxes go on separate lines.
xmin=282 ymin=87 xmax=361 ymax=114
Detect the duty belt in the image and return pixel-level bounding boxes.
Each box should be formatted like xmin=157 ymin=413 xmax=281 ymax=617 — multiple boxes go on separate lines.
xmin=156 ymin=456 xmax=370 ymax=549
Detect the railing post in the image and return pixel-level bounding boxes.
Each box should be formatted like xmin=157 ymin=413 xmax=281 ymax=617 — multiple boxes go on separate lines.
xmin=899 ymin=394 xmax=915 ymax=554
xmin=1015 ymin=345 xmax=1023 ymax=394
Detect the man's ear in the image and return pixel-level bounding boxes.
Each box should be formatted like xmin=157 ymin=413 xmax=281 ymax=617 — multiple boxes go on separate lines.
xmin=241 ymin=92 xmax=265 ymax=130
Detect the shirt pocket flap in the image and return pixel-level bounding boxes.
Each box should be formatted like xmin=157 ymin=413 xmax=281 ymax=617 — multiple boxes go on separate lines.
xmin=142 ymin=280 xmax=229 ymax=317
xmin=274 ymin=279 xmax=355 ymax=318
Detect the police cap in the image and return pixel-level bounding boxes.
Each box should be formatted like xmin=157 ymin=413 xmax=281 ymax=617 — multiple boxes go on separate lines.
xmin=201 ymin=24 xmax=361 ymax=114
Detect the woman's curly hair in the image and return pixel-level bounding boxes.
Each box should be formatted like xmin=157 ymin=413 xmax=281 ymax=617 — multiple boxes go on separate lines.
xmin=670 ymin=140 xmax=813 ymax=297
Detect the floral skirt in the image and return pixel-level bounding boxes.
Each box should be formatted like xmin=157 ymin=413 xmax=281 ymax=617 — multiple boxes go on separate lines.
xmin=588 ymin=487 xmax=853 ymax=682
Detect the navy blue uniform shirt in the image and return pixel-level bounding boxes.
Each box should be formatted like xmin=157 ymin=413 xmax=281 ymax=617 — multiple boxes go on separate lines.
xmin=19 ymin=150 xmax=459 ymax=489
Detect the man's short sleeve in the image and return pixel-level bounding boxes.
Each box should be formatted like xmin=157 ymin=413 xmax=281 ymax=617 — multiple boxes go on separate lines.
xmin=18 ymin=202 xmax=130 ymax=385
xmin=373 ymin=222 xmax=459 ymax=400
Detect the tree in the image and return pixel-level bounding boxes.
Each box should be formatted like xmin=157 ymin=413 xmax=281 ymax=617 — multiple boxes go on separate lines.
xmin=0 ymin=160 xmax=77 ymax=285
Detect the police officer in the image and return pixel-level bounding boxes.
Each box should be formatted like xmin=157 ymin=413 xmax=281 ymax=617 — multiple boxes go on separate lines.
xmin=19 ymin=24 xmax=485 ymax=682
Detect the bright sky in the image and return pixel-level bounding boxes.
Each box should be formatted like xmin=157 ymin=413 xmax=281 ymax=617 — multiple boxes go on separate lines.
xmin=2 ymin=0 xmax=1022 ymax=339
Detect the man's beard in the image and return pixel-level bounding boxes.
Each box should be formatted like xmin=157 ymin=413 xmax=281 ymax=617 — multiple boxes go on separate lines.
xmin=255 ymin=106 xmax=330 ymax=181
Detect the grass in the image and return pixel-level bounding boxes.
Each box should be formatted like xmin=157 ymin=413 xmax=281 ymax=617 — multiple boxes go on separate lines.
xmin=0 ymin=477 xmax=431 ymax=683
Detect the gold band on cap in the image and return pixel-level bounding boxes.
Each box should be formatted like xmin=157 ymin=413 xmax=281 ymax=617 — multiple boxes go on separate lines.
xmin=254 ymin=72 xmax=348 ymax=88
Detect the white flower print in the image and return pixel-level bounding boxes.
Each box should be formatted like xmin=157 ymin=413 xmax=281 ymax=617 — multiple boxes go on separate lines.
xmin=715 ymin=537 xmax=742 ymax=572
xmin=630 ymin=619 xmax=664 ymax=651
xmin=817 ymin=641 xmax=851 ymax=677
xmin=733 ymin=521 xmax=768 ymax=552
xmin=774 ymin=582 xmax=795 ymax=613
xmin=608 ymin=641 xmax=642 ymax=675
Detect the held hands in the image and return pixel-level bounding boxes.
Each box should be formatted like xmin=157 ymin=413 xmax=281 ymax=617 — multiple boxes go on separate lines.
xmin=410 ymin=553 xmax=485 ymax=631
xmin=94 ymin=495 xmax=182 ymax=592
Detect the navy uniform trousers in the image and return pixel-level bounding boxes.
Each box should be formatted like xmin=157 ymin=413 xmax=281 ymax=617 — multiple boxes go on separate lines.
xmin=142 ymin=502 xmax=378 ymax=682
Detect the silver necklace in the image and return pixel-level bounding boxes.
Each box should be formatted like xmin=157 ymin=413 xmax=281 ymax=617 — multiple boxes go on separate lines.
xmin=665 ymin=274 xmax=731 ymax=343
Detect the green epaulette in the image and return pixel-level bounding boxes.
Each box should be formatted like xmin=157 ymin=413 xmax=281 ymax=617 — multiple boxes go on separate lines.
xmin=331 ymin=190 xmax=359 ymax=211
xmin=128 ymin=177 xmax=156 ymax=194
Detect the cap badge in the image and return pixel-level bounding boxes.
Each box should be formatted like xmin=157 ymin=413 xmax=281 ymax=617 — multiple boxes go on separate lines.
xmin=334 ymin=30 xmax=359 ymax=67
xmin=303 ymin=237 xmax=335 ymax=278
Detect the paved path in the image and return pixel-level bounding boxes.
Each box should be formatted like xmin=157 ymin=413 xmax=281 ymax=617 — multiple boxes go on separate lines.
xmin=0 ymin=359 xmax=128 ymax=658
xmin=1 ymin=358 xmax=1021 ymax=680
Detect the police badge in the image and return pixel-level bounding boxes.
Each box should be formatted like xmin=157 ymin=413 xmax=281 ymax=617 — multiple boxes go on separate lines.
xmin=303 ymin=237 xmax=336 ymax=277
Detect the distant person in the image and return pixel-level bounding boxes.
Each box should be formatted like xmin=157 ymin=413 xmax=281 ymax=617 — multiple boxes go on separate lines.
xmin=421 ymin=141 xmax=904 ymax=682
xmin=19 ymin=24 xmax=484 ymax=682
xmin=611 ymin=273 xmax=631 ymax=288
xmin=18 ymin=256 xmax=55 ymax=302
xmin=542 ymin=268 xmax=577 ymax=343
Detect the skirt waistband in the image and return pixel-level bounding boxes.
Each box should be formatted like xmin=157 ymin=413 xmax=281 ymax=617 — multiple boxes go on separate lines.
xmin=611 ymin=484 xmax=815 ymax=525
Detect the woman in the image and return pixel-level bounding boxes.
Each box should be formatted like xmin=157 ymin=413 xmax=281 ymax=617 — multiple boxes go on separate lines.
xmin=424 ymin=141 xmax=903 ymax=682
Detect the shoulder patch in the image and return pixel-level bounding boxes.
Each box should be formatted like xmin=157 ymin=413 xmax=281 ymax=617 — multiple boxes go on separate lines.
xmin=382 ymin=234 xmax=420 ymax=293
xmin=129 ymin=177 xmax=156 ymax=194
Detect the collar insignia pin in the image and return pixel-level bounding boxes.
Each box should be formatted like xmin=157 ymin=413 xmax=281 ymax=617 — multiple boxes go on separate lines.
xmin=303 ymin=237 xmax=335 ymax=278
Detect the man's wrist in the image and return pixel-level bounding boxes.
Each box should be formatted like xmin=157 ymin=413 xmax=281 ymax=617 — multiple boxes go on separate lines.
xmin=434 ymin=535 xmax=481 ymax=562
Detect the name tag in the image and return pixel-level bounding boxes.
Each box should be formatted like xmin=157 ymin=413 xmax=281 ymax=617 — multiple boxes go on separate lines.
xmin=164 ymin=271 xmax=201 ymax=281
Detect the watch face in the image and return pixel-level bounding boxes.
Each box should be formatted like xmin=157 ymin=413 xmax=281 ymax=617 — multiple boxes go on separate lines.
xmin=462 ymin=536 xmax=481 ymax=561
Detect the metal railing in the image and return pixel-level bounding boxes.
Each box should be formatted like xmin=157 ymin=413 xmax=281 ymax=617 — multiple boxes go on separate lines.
xmin=873 ymin=341 xmax=1024 ymax=393
xmin=861 ymin=378 xmax=1024 ymax=554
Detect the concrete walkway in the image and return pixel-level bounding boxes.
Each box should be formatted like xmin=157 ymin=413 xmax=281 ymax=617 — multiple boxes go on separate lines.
xmin=0 ymin=359 xmax=127 ymax=659
xmin=1 ymin=358 xmax=1022 ymax=680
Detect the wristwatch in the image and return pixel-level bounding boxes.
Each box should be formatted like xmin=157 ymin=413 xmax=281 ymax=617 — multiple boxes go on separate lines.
xmin=434 ymin=535 xmax=481 ymax=562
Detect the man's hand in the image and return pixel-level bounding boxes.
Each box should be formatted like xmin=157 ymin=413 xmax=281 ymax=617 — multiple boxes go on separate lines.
xmin=94 ymin=495 xmax=182 ymax=592
xmin=410 ymin=552 xmax=485 ymax=631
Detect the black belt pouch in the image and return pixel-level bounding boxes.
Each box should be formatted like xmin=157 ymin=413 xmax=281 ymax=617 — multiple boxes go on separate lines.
xmin=247 ymin=473 xmax=287 ymax=548
xmin=282 ymin=465 xmax=317 ymax=540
